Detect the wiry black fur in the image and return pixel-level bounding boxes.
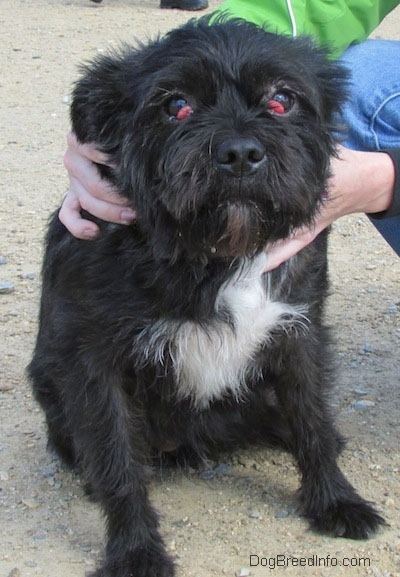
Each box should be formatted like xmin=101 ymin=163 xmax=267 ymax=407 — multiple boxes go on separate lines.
xmin=29 ymin=17 xmax=385 ymax=577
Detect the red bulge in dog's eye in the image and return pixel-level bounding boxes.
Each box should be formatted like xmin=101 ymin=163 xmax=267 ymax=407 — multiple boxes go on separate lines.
xmin=167 ymin=97 xmax=193 ymax=120
xmin=268 ymin=91 xmax=293 ymax=114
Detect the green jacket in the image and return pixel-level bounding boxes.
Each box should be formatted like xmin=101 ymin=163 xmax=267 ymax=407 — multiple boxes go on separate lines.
xmin=214 ymin=0 xmax=399 ymax=57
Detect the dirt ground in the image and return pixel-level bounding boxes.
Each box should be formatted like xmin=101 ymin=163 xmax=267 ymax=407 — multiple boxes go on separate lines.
xmin=1 ymin=1 xmax=399 ymax=576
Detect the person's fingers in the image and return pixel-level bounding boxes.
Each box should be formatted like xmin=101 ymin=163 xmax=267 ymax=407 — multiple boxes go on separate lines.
xmin=58 ymin=187 xmax=100 ymax=239
xmin=63 ymin=138 xmax=123 ymax=205
xmin=66 ymin=131 xmax=112 ymax=167
xmin=263 ymin=189 xmax=343 ymax=272
xmin=263 ymin=227 xmax=320 ymax=272
xmin=264 ymin=238 xmax=309 ymax=272
xmin=61 ymin=133 xmax=137 ymax=238
xmin=59 ymin=181 xmax=137 ymax=239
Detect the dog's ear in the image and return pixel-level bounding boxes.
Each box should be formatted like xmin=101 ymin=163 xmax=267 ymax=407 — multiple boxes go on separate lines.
xmin=312 ymin=47 xmax=350 ymax=126
xmin=70 ymin=47 xmax=146 ymax=154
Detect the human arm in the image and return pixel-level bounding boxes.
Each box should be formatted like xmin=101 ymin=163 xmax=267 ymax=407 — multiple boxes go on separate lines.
xmin=214 ymin=0 xmax=400 ymax=57
xmin=263 ymin=145 xmax=398 ymax=271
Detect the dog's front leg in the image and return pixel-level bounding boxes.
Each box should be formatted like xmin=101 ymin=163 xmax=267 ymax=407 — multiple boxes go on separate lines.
xmin=270 ymin=337 xmax=385 ymax=539
xmin=69 ymin=375 xmax=175 ymax=577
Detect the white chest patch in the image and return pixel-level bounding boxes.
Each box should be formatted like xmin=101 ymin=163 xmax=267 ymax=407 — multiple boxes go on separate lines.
xmin=137 ymin=253 xmax=309 ymax=408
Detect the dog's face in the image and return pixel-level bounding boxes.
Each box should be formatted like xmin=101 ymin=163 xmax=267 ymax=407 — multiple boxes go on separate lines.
xmin=71 ymin=17 xmax=347 ymax=260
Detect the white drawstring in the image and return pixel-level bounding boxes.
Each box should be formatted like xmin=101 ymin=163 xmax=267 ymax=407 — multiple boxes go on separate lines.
xmin=285 ymin=0 xmax=297 ymax=37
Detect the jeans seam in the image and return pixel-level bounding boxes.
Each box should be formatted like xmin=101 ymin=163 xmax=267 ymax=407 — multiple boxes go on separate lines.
xmin=371 ymin=91 xmax=400 ymax=150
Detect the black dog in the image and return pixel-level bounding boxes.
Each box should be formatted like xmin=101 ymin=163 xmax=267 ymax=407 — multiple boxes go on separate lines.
xmin=29 ymin=17 xmax=385 ymax=577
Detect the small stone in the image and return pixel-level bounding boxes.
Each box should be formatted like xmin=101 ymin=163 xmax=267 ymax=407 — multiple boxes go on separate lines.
xmin=359 ymin=343 xmax=372 ymax=355
xmin=214 ymin=463 xmax=231 ymax=476
xmin=7 ymin=569 xmax=20 ymax=577
xmin=353 ymin=388 xmax=368 ymax=397
xmin=41 ymin=464 xmax=57 ymax=478
xmin=19 ymin=272 xmax=36 ymax=280
xmin=237 ymin=457 xmax=256 ymax=468
xmin=21 ymin=498 xmax=41 ymax=509
xmin=0 ymin=383 xmax=15 ymax=392
xmin=199 ymin=469 xmax=216 ymax=480
xmin=247 ymin=509 xmax=261 ymax=519
xmin=354 ymin=400 xmax=375 ymax=410
xmin=0 ymin=470 xmax=10 ymax=481
xmin=235 ymin=569 xmax=251 ymax=577
xmin=0 ymin=281 xmax=15 ymax=294
xmin=0 ymin=257 xmax=7 ymax=265
xmin=168 ymin=540 xmax=176 ymax=551
xmin=173 ymin=518 xmax=188 ymax=528
xmin=275 ymin=509 xmax=289 ymax=519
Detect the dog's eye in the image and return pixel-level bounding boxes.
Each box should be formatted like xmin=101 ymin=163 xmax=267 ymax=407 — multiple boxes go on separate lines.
xmin=166 ymin=97 xmax=193 ymax=121
xmin=267 ymin=91 xmax=293 ymax=115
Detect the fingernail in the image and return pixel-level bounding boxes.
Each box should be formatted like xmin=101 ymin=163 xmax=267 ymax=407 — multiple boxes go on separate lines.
xmin=120 ymin=209 xmax=136 ymax=224
xmin=83 ymin=229 xmax=98 ymax=239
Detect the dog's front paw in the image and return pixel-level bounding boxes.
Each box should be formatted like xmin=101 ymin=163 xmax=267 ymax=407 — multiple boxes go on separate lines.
xmin=310 ymin=500 xmax=386 ymax=539
xmin=92 ymin=544 xmax=175 ymax=577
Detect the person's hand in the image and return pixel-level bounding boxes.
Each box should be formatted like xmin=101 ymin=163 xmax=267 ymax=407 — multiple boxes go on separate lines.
xmin=264 ymin=145 xmax=395 ymax=271
xmin=60 ymin=132 xmax=136 ymax=239
xmin=61 ymin=136 xmax=395 ymax=256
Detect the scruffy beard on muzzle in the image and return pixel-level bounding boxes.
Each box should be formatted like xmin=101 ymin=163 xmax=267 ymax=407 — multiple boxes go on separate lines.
xmin=176 ymin=200 xmax=269 ymax=260
xmin=151 ymin=131 xmax=326 ymax=262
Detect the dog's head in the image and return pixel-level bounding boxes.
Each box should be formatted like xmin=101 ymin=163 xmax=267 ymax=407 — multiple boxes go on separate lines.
xmin=71 ymin=17 xmax=347 ymax=261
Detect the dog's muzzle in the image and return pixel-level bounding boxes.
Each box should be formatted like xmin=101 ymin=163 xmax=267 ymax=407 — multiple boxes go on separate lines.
xmin=214 ymin=137 xmax=267 ymax=177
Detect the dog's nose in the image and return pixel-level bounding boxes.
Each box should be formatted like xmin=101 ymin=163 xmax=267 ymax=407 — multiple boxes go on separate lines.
xmin=214 ymin=137 xmax=266 ymax=176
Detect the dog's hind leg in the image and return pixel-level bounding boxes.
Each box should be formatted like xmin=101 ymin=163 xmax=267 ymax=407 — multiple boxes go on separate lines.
xmin=268 ymin=332 xmax=386 ymax=539
xmin=64 ymin=372 xmax=175 ymax=577
xmin=28 ymin=362 xmax=76 ymax=467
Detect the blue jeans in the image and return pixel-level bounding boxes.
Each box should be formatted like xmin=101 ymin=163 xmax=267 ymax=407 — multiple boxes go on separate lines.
xmin=339 ymin=39 xmax=400 ymax=255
